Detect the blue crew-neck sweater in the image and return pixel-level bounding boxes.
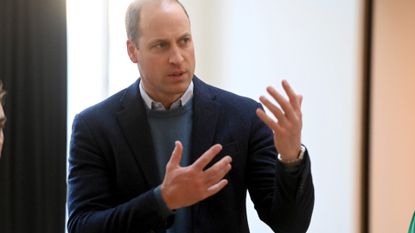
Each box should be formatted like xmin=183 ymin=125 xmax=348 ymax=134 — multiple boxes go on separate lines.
xmin=145 ymin=100 xmax=193 ymax=233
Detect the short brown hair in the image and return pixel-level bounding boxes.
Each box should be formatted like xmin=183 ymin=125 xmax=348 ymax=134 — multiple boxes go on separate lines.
xmin=125 ymin=0 xmax=189 ymax=46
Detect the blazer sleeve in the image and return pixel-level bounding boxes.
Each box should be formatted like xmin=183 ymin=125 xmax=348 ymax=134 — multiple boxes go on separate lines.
xmin=246 ymin=103 xmax=314 ymax=233
xmin=67 ymin=114 xmax=173 ymax=233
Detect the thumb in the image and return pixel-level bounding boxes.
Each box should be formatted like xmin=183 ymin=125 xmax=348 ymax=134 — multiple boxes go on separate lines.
xmin=166 ymin=141 xmax=183 ymax=170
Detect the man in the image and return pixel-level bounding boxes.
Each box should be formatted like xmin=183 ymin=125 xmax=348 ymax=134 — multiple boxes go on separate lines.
xmin=0 ymin=82 xmax=6 ymax=157
xmin=67 ymin=0 xmax=314 ymax=232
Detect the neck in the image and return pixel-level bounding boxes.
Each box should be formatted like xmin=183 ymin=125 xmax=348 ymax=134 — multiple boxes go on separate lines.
xmin=160 ymin=97 xmax=181 ymax=109
xmin=147 ymin=91 xmax=182 ymax=109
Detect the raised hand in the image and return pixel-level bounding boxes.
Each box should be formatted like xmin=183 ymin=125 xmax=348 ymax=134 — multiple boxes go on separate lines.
xmin=160 ymin=141 xmax=232 ymax=210
xmin=256 ymin=80 xmax=303 ymax=162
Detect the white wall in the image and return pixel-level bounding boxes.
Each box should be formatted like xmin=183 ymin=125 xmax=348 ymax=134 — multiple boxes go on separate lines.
xmin=68 ymin=0 xmax=365 ymax=232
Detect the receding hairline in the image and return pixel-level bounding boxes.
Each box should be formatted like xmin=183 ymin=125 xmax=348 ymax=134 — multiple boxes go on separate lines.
xmin=125 ymin=0 xmax=190 ymax=44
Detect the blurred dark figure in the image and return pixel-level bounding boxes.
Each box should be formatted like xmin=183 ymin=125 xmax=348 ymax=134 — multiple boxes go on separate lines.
xmin=0 ymin=81 xmax=6 ymax=157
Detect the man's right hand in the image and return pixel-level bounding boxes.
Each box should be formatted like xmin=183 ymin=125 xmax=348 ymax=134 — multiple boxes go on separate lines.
xmin=160 ymin=141 xmax=232 ymax=210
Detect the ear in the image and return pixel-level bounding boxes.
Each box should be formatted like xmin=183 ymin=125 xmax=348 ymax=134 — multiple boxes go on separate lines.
xmin=126 ymin=40 xmax=139 ymax=63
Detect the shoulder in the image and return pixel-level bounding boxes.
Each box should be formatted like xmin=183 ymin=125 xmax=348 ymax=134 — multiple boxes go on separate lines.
xmin=78 ymin=90 xmax=125 ymax=119
xmin=193 ymin=77 xmax=261 ymax=110
xmin=75 ymin=80 xmax=138 ymax=122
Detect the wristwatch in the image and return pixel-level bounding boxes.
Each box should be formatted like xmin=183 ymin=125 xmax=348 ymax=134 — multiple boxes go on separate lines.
xmin=278 ymin=145 xmax=306 ymax=164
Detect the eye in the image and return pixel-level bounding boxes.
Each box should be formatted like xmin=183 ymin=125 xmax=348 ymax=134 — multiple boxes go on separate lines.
xmin=153 ymin=41 xmax=168 ymax=50
xmin=180 ymin=37 xmax=191 ymax=46
xmin=149 ymin=40 xmax=170 ymax=51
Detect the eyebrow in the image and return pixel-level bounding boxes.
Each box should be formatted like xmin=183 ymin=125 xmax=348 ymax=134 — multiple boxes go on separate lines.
xmin=179 ymin=32 xmax=191 ymax=39
xmin=149 ymin=32 xmax=192 ymax=45
xmin=149 ymin=38 xmax=167 ymax=45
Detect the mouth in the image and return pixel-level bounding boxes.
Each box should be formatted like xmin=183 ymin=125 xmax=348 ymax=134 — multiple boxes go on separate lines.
xmin=168 ymin=71 xmax=187 ymax=80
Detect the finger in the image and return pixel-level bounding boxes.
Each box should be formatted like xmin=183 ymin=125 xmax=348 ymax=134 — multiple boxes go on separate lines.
xmin=206 ymin=179 xmax=228 ymax=197
xmin=259 ymin=96 xmax=286 ymax=123
xmin=166 ymin=141 xmax=183 ymax=170
xmin=282 ymin=80 xmax=301 ymax=111
xmin=192 ymin=144 xmax=222 ymax=170
xmin=204 ymin=156 xmax=232 ymax=185
xmin=266 ymin=86 xmax=296 ymax=120
xmin=256 ymin=108 xmax=282 ymax=132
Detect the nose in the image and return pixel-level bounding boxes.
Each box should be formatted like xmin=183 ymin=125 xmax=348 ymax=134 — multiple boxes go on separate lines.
xmin=169 ymin=46 xmax=184 ymax=64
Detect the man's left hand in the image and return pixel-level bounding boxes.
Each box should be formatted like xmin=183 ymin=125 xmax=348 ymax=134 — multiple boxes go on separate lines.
xmin=256 ymin=80 xmax=303 ymax=161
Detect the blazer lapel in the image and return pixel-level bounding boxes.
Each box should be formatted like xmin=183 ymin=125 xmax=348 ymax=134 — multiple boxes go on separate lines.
xmin=116 ymin=80 xmax=161 ymax=188
xmin=115 ymin=77 xmax=220 ymax=190
xmin=190 ymin=77 xmax=221 ymax=231
xmin=190 ymin=77 xmax=220 ymax=163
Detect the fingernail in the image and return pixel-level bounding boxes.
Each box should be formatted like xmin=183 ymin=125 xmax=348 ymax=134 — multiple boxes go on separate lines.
xmin=173 ymin=141 xmax=180 ymax=153
xmin=266 ymin=86 xmax=275 ymax=93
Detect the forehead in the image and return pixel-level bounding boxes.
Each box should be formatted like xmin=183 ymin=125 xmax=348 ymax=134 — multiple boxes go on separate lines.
xmin=139 ymin=1 xmax=190 ymax=38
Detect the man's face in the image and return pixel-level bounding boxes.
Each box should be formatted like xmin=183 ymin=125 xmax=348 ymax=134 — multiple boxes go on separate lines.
xmin=0 ymin=104 xmax=6 ymax=157
xmin=127 ymin=1 xmax=195 ymax=107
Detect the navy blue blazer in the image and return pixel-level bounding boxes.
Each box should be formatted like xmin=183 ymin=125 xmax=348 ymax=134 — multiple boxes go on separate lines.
xmin=67 ymin=77 xmax=314 ymax=233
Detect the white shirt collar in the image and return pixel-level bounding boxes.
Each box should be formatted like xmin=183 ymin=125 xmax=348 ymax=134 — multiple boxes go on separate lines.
xmin=139 ymin=79 xmax=194 ymax=111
